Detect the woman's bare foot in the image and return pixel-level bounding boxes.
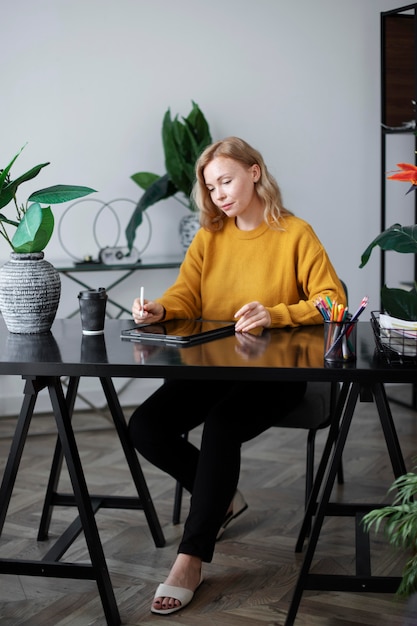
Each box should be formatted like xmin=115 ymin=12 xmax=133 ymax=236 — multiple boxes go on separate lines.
xmin=152 ymin=553 xmax=202 ymax=612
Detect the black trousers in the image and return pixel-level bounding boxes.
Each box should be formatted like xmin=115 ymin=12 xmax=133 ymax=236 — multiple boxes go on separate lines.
xmin=128 ymin=379 xmax=306 ymax=562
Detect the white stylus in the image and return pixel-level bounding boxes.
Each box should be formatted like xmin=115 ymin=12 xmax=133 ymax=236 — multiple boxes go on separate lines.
xmin=140 ymin=286 xmax=144 ymax=317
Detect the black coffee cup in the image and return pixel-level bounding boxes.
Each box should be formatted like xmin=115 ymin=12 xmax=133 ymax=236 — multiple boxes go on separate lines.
xmin=78 ymin=288 xmax=107 ymax=335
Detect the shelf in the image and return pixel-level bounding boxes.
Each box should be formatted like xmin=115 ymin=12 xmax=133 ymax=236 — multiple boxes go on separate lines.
xmin=380 ymin=4 xmax=417 ymax=409
xmin=380 ymin=4 xmax=417 ymax=307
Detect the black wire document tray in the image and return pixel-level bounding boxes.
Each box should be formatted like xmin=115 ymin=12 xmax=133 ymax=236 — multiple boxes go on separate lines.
xmin=371 ymin=311 xmax=417 ymax=364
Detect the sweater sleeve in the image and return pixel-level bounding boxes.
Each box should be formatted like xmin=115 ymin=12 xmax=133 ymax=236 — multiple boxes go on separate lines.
xmin=265 ymin=223 xmax=346 ymax=327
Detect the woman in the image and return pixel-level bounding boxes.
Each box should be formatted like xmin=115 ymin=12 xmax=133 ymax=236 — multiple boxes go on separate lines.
xmin=128 ymin=136 xmax=346 ymax=615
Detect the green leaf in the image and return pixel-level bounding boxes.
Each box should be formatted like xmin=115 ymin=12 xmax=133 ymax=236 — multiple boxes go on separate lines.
xmin=186 ymin=100 xmax=212 ymax=150
xmin=125 ymin=174 xmax=177 ymax=250
xmin=391 ymin=472 xmax=417 ymax=503
xmin=163 ymin=109 xmax=192 ymax=195
xmin=0 ymin=213 xmax=19 ymax=227
xmin=0 ymin=145 xmax=26 ymax=193
xmin=11 ymin=203 xmax=54 ymax=253
xmin=28 ymin=185 xmax=96 ymax=205
xmin=381 ymin=284 xmax=417 ymax=320
xmin=397 ymin=555 xmax=417 ymax=597
xmin=131 ymin=172 xmax=160 ymax=191
xmin=0 ymin=162 xmax=50 ymax=210
xmin=360 ymin=224 xmax=417 ymax=267
xmin=162 ymin=102 xmax=212 ymax=198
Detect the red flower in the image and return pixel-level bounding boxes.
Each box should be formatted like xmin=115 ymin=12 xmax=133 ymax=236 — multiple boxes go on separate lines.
xmin=387 ymin=162 xmax=417 ymax=193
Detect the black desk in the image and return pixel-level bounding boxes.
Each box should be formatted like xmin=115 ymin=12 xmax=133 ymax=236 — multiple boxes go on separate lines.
xmin=0 ymin=319 xmax=413 ymax=625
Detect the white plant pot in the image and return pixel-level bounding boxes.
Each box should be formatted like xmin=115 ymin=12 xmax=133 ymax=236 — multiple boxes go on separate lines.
xmin=179 ymin=213 xmax=200 ymax=252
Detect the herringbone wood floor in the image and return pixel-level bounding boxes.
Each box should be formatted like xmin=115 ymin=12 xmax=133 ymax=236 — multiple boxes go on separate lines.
xmin=0 ymin=384 xmax=416 ymax=626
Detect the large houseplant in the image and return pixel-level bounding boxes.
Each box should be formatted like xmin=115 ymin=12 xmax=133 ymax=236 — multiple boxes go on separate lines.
xmin=360 ymin=162 xmax=417 ymax=320
xmin=125 ymin=101 xmax=212 ymax=252
xmin=0 ymin=145 xmax=96 ymax=333
xmin=362 ymin=464 xmax=417 ymax=597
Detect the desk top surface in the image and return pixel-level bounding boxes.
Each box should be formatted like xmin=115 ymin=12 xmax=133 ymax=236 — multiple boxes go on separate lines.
xmin=0 ymin=318 xmax=413 ymax=384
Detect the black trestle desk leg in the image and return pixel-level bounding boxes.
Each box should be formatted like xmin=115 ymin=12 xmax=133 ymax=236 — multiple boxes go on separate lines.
xmin=38 ymin=376 xmax=165 ymax=548
xmin=38 ymin=376 xmax=80 ymax=540
xmin=47 ymin=377 xmax=121 ymax=626
xmin=0 ymin=376 xmax=41 ymax=534
xmin=286 ymin=381 xmax=407 ymax=625
xmin=100 ymin=377 xmax=165 ymax=547
xmin=295 ymin=381 xmax=351 ymax=553
xmin=373 ymin=382 xmax=407 ymax=478
xmin=285 ymin=382 xmax=360 ymax=626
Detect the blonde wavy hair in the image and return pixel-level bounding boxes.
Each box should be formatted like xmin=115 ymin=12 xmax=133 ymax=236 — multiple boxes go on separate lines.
xmin=191 ymin=136 xmax=292 ymax=232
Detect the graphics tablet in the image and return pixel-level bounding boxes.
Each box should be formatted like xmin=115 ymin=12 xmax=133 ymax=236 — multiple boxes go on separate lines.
xmin=120 ymin=319 xmax=236 ymax=346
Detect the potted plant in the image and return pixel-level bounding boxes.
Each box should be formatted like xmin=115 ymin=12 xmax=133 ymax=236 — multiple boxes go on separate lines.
xmin=0 ymin=144 xmax=96 ymax=333
xmin=125 ymin=101 xmax=212 ymax=253
xmin=360 ymin=162 xmax=417 ymax=321
xmin=362 ymin=464 xmax=417 ymax=597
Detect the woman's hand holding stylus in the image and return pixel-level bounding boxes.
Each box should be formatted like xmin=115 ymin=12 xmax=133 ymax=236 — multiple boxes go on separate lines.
xmin=132 ymin=297 xmax=165 ymax=324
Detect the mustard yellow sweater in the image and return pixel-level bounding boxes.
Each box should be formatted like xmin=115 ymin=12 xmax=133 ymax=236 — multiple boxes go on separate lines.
xmin=157 ymin=215 xmax=346 ymax=327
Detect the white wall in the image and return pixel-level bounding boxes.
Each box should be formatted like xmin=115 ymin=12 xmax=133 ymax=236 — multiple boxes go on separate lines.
xmin=0 ymin=0 xmax=411 ymax=414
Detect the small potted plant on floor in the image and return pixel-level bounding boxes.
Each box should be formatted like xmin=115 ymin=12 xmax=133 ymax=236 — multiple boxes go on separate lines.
xmin=362 ymin=463 xmax=417 ymax=597
xmin=125 ymin=100 xmax=212 ymax=253
xmin=0 ymin=144 xmax=96 ymax=333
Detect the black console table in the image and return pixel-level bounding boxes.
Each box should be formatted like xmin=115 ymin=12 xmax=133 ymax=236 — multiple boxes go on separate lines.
xmin=55 ymin=255 xmax=183 ymax=318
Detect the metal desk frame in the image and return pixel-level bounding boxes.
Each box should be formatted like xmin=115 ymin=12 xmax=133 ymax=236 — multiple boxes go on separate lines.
xmin=0 ymin=320 xmax=414 ymax=625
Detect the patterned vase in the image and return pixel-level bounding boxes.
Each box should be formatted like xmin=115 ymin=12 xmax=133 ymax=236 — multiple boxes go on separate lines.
xmin=179 ymin=213 xmax=200 ymax=253
xmin=0 ymin=252 xmax=61 ymax=334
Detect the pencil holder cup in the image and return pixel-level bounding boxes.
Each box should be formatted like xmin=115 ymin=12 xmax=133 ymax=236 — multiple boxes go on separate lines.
xmin=78 ymin=288 xmax=107 ymax=335
xmin=324 ymin=319 xmax=357 ymax=363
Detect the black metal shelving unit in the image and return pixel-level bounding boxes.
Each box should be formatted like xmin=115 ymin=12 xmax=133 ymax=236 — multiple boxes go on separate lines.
xmin=381 ymin=4 xmax=417 ymax=409
xmin=381 ymin=3 xmax=417 ymax=296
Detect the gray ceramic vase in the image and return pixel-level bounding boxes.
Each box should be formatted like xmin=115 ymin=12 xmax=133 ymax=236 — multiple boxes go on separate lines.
xmin=0 ymin=252 xmax=61 ymax=334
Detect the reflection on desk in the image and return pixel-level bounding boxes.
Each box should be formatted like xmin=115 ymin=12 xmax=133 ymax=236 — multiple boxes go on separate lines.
xmin=4 ymin=330 xmax=62 ymax=363
xmin=176 ymin=325 xmax=325 ymax=368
